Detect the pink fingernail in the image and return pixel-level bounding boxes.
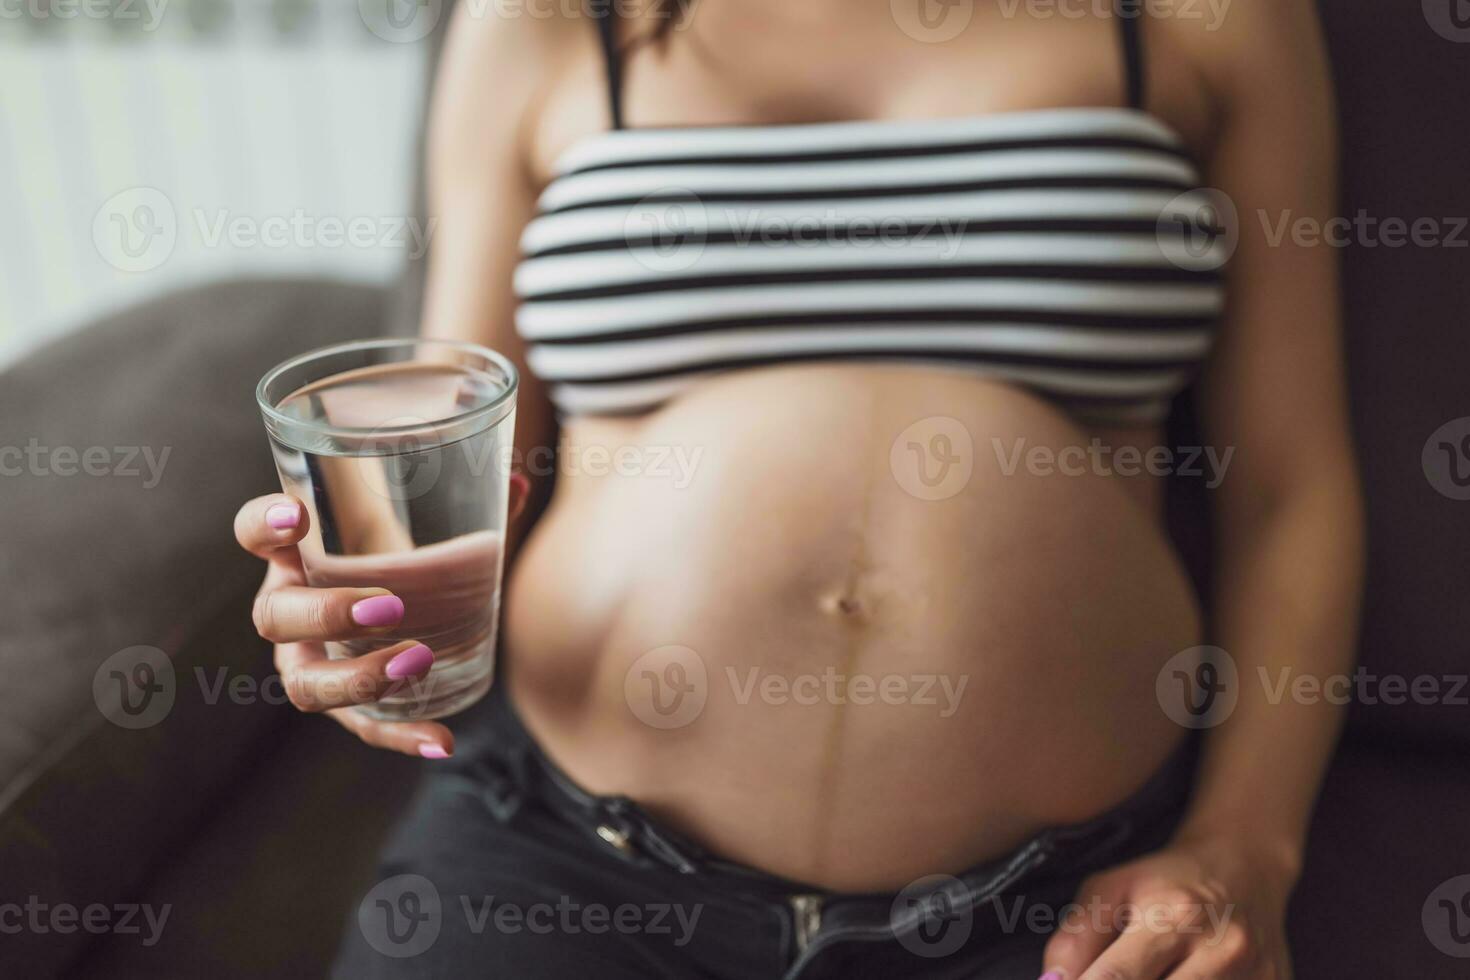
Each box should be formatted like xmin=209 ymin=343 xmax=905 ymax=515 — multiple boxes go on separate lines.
xmin=418 ymin=744 xmax=451 ymax=759
xmin=1039 ymin=971 xmax=1067 ymax=980
xmin=351 ymin=594 xmax=404 ymax=627
xmin=385 ymin=643 xmax=434 ymax=680
xmin=266 ymin=504 xmax=300 ymax=530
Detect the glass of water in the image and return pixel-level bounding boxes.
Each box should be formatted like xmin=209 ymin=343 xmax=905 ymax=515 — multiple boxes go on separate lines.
xmin=256 ymin=338 xmax=518 ymax=721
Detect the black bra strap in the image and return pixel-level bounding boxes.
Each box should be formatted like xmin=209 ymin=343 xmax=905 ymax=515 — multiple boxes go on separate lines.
xmin=593 ymin=8 xmax=626 ymax=130
xmin=1117 ymin=1 xmax=1147 ymax=110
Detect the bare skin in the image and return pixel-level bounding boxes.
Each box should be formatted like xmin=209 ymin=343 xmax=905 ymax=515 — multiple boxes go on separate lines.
xmin=237 ymin=3 xmax=1362 ymax=977
xmin=508 ymin=365 xmax=1201 ymax=890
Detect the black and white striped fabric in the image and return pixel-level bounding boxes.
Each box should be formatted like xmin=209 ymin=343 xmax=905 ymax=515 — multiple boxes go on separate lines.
xmin=514 ymin=108 xmax=1226 ymax=423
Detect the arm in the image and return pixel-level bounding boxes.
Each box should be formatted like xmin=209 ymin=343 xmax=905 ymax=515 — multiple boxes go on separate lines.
xmin=231 ymin=10 xmax=568 ymax=757
xmin=1176 ymin=0 xmax=1363 ymax=880
xmin=421 ymin=4 xmax=568 ymax=548
xmin=1045 ymin=4 xmax=1363 ymax=977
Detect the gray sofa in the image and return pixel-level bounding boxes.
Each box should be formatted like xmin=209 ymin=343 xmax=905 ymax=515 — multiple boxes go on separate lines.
xmin=2 ymin=2 xmax=1469 ymax=976
xmin=0 ymin=280 xmax=424 ymax=977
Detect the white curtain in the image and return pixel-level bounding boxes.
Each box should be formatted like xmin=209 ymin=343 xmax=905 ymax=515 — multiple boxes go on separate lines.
xmin=0 ymin=0 xmax=427 ymax=365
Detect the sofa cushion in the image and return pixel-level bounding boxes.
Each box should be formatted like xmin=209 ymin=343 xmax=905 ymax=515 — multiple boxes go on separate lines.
xmin=0 ymin=278 xmax=390 ymax=975
xmin=66 ymin=717 xmax=420 ymax=980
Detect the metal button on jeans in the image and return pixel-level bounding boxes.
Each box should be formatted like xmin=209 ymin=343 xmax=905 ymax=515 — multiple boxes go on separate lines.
xmin=596 ymin=824 xmax=634 ymax=854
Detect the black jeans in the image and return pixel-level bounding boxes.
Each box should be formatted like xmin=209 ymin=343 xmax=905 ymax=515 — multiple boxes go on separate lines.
xmin=334 ymin=683 xmax=1197 ymax=979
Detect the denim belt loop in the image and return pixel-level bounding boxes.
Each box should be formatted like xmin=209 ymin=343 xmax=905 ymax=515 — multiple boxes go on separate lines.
xmin=479 ymin=769 xmax=526 ymax=823
xmin=457 ymin=753 xmax=525 ymax=823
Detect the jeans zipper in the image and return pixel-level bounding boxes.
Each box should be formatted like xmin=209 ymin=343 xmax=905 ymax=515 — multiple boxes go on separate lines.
xmin=789 ymin=894 xmax=824 ymax=956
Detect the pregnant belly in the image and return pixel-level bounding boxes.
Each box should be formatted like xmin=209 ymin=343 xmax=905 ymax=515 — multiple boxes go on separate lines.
xmin=505 ymin=364 xmax=1200 ymax=891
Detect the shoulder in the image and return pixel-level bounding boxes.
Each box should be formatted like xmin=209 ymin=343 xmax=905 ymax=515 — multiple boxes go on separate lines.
xmin=440 ymin=1 xmax=598 ymax=67
xmin=1150 ymin=0 xmax=1332 ymax=109
xmin=1145 ymin=0 xmax=1334 ymax=167
xmin=428 ymin=4 xmax=605 ymax=179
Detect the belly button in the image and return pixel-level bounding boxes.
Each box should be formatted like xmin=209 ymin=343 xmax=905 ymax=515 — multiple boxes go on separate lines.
xmin=819 ymin=591 xmax=866 ymax=619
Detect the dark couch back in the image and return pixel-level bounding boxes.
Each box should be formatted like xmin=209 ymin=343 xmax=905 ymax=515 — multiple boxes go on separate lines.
xmin=1317 ymin=0 xmax=1470 ymax=747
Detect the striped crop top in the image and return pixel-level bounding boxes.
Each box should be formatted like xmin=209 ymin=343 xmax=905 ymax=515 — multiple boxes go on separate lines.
xmin=514 ymin=13 xmax=1226 ymax=424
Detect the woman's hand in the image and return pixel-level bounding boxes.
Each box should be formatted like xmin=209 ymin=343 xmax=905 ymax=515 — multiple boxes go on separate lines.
xmin=232 ymin=475 xmax=528 ymax=758
xmin=1039 ymin=833 xmax=1299 ymax=980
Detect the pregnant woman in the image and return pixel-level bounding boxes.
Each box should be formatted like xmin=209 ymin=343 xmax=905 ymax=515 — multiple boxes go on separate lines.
xmin=234 ymin=2 xmax=1361 ymax=977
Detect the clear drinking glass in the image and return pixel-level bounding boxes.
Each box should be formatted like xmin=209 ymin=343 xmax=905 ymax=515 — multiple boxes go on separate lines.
xmin=256 ymin=338 xmax=518 ymax=721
